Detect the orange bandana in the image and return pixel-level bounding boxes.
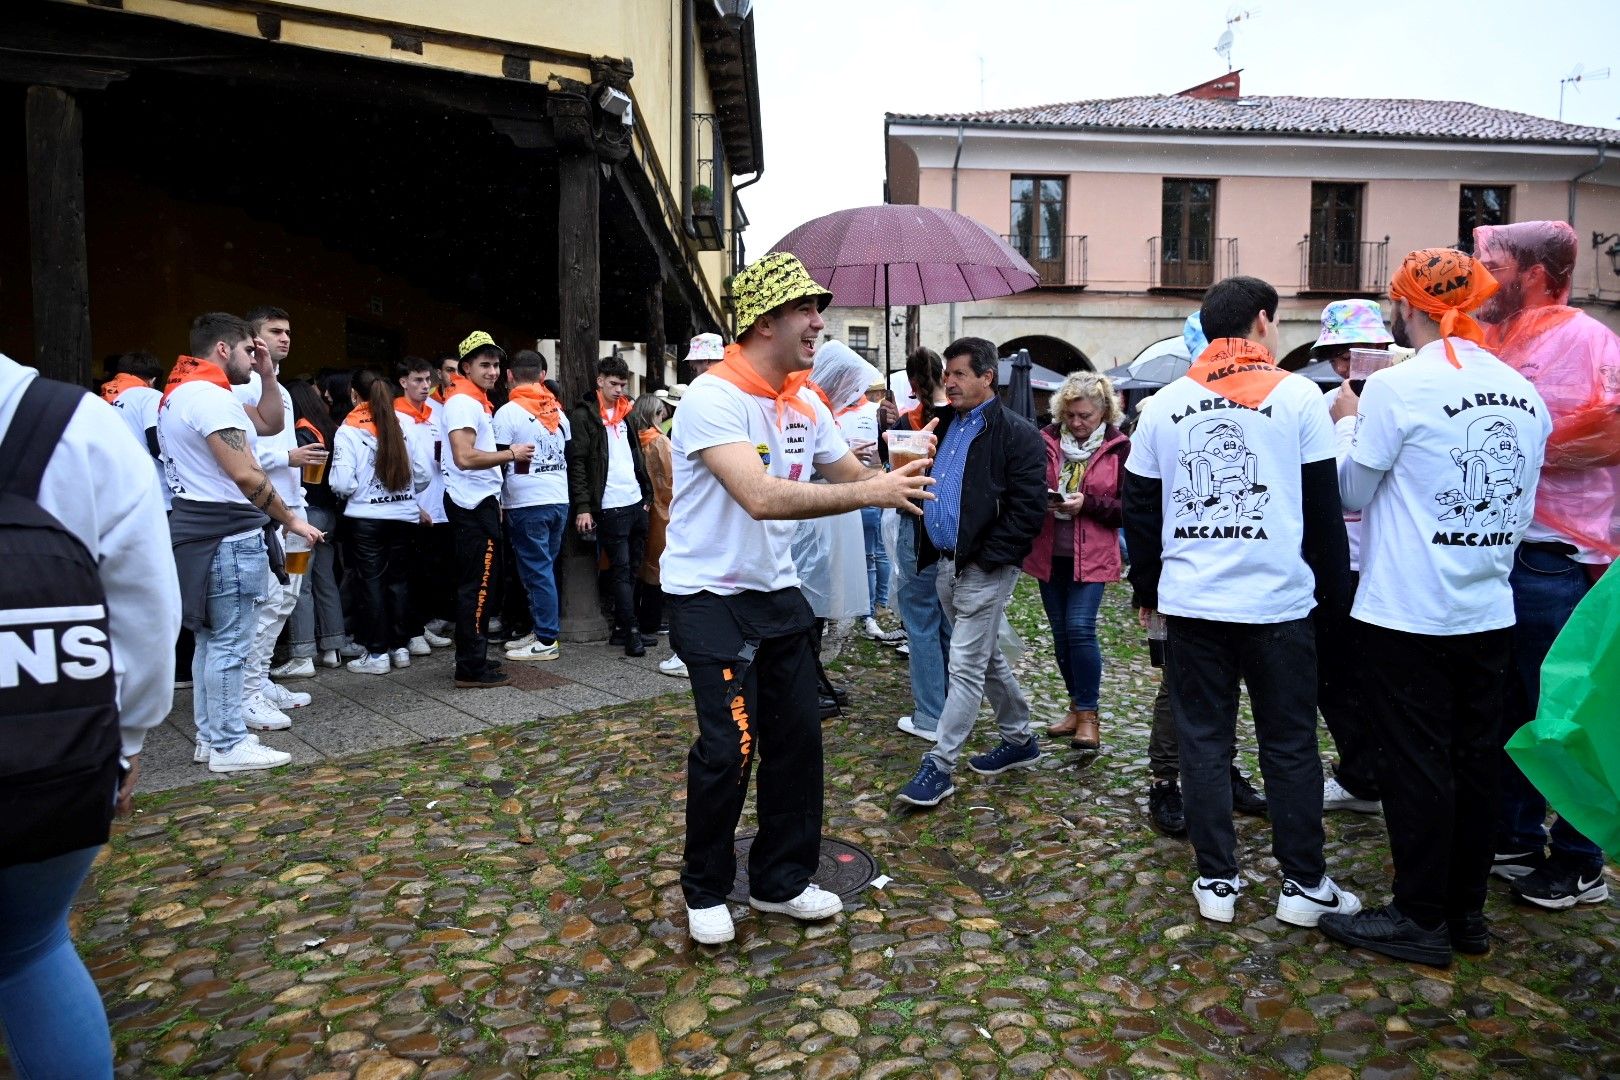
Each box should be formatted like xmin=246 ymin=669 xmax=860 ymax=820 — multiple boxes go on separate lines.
xmin=295 ymin=417 xmax=326 ymax=446
xmin=344 ymin=403 xmax=378 ymax=436
xmin=510 ymin=384 xmax=563 ymax=433
xmin=597 ymin=390 xmax=631 ymax=434
xmin=395 ymin=395 xmax=432 ymax=425
xmin=899 ymin=403 xmax=928 ymax=430
xmin=443 ymin=375 xmax=492 ymax=415
xmin=707 ymin=343 xmax=817 ymax=429
xmin=1388 ymin=247 xmax=1499 ymax=368
xmin=1187 ymin=338 xmax=1290 ymax=410
xmin=160 ymin=355 xmax=232 ymax=407
xmin=99 ymin=373 xmax=147 ymax=403
xmin=638 ymin=425 xmax=662 ymax=452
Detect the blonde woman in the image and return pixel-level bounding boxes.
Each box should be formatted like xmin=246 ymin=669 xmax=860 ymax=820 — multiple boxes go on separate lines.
xmin=1022 ymin=371 xmax=1129 ymax=750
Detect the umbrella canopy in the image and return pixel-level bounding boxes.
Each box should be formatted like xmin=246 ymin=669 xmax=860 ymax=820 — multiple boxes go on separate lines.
xmin=1103 ymin=351 xmax=1191 ymax=389
xmin=1003 ymin=350 xmax=1037 ymax=421
xmin=997 ymin=356 xmax=1066 ymax=391
xmin=1296 ymin=358 xmax=1348 ymax=385
xmin=769 ymin=204 xmax=1040 ymax=308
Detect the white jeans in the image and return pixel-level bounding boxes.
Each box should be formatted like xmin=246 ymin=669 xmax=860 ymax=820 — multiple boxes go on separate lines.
xmin=242 ymin=557 xmax=304 ymax=698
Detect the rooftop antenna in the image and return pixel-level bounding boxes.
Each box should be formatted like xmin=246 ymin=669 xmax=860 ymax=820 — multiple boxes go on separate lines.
xmin=979 ymin=55 xmax=986 ymax=108
xmin=1560 ymin=63 xmax=1610 ymax=122
xmin=1216 ymin=6 xmax=1260 ymax=72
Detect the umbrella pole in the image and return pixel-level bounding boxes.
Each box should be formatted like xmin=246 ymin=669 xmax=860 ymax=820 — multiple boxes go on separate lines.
xmin=883 ymin=262 xmax=892 ymax=378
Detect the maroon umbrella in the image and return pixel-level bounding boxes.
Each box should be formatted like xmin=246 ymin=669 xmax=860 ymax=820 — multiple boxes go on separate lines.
xmin=768 ymin=204 xmax=1040 ymax=308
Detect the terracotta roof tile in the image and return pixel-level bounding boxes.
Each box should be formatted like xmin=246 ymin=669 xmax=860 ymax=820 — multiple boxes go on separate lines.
xmin=889 ymin=95 xmax=1620 ymax=146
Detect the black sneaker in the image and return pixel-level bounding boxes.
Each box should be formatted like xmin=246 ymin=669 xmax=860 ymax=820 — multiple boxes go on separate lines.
xmin=1149 ymin=780 xmax=1187 ymax=837
xmin=1512 ymin=860 xmax=1610 ymax=910
xmin=625 ymin=635 xmax=646 ymax=658
xmin=1490 ymin=849 xmax=1547 ymax=882
xmin=1231 ymin=766 xmax=1268 ymax=817
xmin=1448 ymin=910 xmax=1490 ymax=955
xmin=455 ymin=671 xmax=511 ymax=689
xmin=1318 ymin=903 xmax=1452 ymax=968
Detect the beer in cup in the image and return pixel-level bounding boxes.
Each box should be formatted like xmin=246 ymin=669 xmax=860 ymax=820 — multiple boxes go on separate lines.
xmin=302 ymin=456 xmax=327 ymax=485
xmin=283 ymin=529 xmax=312 ymax=575
xmin=884 ymin=429 xmax=931 ymax=471
xmin=1348 ymin=348 xmax=1393 ymax=397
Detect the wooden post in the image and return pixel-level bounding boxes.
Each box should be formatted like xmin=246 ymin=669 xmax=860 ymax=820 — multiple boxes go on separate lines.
xmin=645 ymin=280 xmax=665 ymax=391
xmin=26 ymin=85 xmax=92 ymax=387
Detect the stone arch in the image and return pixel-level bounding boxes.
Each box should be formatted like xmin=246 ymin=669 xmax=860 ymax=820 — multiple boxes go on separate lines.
xmin=998 ymin=334 xmax=1092 ymax=375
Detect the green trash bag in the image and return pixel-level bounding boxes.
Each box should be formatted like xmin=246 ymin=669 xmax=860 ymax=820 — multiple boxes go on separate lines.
xmin=1506 ymin=567 xmax=1620 ymax=855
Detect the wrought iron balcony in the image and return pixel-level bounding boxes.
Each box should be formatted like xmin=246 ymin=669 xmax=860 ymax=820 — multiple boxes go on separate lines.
xmin=1148 ymin=236 xmax=1238 ymax=291
xmin=1299 ymin=235 xmax=1390 ymax=295
xmin=1002 ymin=234 xmax=1088 ymax=288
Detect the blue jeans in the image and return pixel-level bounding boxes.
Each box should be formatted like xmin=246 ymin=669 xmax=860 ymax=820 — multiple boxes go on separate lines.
xmin=893 ymin=521 xmax=950 ymax=731
xmin=927 ymin=561 xmax=1033 ymax=773
xmin=861 ymin=506 xmax=890 ymax=615
xmin=194 ymin=534 xmax=266 ymax=753
xmin=1498 ymin=545 xmax=1602 ymax=864
xmin=1037 ymin=568 xmax=1105 ymax=711
xmin=0 ymin=846 xmax=113 ymax=1079
xmin=506 ymin=503 xmax=568 ymax=642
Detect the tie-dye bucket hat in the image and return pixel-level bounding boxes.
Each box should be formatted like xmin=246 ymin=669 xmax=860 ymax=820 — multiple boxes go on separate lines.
xmin=1312 ymin=300 xmax=1393 ymax=352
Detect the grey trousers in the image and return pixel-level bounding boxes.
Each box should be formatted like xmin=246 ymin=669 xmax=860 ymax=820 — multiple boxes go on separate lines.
xmin=925 ymin=560 xmax=1034 ymax=774
xmin=288 ymin=504 xmax=346 ymax=656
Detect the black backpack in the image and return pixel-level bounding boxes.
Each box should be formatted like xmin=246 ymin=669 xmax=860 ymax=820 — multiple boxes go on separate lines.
xmin=0 ymin=377 xmax=121 ymax=867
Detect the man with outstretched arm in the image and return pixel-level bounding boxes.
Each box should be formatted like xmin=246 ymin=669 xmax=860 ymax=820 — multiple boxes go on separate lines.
xmin=663 ymin=253 xmax=937 ymax=946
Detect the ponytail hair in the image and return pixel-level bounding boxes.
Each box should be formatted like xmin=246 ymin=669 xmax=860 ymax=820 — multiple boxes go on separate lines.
xmin=354 ymin=369 xmax=411 ymax=492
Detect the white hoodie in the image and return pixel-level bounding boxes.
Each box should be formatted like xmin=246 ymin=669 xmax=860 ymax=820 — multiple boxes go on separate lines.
xmin=331 ymin=415 xmax=431 ymax=521
xmin=0 ymin=354 xmax=182 ymax=757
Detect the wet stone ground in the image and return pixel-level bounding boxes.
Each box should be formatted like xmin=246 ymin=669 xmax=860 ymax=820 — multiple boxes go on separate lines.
xmin=10 ymin=583 xmax=1620 ymax=1078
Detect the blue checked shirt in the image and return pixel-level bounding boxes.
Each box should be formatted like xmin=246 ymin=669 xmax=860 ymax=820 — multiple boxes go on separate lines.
xmin=923 ymin=399 xmax=992 ymax=552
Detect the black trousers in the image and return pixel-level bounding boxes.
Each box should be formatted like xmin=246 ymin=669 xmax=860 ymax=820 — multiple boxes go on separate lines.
xmin=1149 ymin=678 xmax=1178 ymax=781
xmin=1166 ymin=616 xmax=1325 ymax=884
xmin=597 ymin=504 xmax=648 ymax=634
xmin=444 ymin=495 xmax=501 ymax=679
xmin=1315 ymin=572 xmax=1379 ymax=798
xmin=1359 ymin=621 xmax=1509 ymax=929
xmin=670 ymin=588 xmax=821 ymax=909
xmin=347 ymin=517 xmax=415 ymax=654
xmin=636 ymin=582 xmax=664 ymax=636
xmin=410 ymin=522 xmax=455 ymax=632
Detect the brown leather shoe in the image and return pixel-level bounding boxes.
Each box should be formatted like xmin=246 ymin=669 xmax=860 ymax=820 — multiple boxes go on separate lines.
xmin=1070 ymin=710 xmax=1100 ymax=751
xmin=1047 ymin=710 xmax=1081 ymax=737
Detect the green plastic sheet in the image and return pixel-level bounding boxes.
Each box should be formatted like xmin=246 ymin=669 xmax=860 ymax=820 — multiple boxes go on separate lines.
xmin=1506 ymin=567 xmax=1620 ymax=854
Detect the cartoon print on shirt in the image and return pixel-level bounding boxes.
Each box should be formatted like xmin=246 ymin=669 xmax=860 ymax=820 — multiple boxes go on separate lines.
xmin=1172 ymin=418 xmax=1270 ymax=523
xmin=1435 ymin=414 xmax=1525 ymax=531
xmin=531 ymin=427 xmax=567 ymax=474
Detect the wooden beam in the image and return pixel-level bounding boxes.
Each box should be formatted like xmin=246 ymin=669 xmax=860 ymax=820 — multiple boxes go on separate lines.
xmin=26 ymin=85 xmax=92 ymax=388
xmin=645 ymin=281 xmax=665 ymax=392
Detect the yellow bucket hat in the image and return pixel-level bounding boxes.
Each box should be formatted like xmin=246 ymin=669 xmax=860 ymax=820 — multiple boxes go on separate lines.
xmin=733 ymin=252 xmax=832 ymax=333
xmin=457 ymin=330 xmax=505 ymax=362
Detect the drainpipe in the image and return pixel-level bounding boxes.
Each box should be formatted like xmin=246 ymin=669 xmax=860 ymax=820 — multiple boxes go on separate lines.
xmin=947 ymin=122 xmax=965 ymax=340
xmin=1569 ymin=142 xmax=1608 ymax=297
xmin=681 ymin=0 xmax=695 ymax=239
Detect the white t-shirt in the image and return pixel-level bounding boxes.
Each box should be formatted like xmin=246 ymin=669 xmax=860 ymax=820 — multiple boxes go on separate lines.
xmin=1324 ymin=385 xmax=1362 ymax=573
xmin=1345 ymin=338 xmax=1550 ymax=635
xmin=441 ymin=392 xmax=502 ymax=510
xmin=158 ymin=379 xmax=254 ymax=506
xmin=602 ymin=414 xmax=642 ymax=510
xmin=1126 ymin=371 xmax=1336 ymax=623
xmin=662 ymin=376 xmax=850 ymax=595
xmin=233 ymin=372 xmax=303 ymax=510
xmin=405 ymin=397 xmax=447 ymax=525
xmin=837 ymin=400 xmax=881 ymax=454
xmin=110 ymin=384 xmax=168 ymax=509
xmin=493 ymin=401 xmax=571 ymax=509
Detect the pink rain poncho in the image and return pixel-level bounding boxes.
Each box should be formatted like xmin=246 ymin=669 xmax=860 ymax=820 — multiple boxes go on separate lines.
xmin=1475 ymin=222 xmax=1620 ymax=562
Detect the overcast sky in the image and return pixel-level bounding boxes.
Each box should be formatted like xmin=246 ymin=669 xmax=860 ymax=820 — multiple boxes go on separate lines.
xmin=739 ymin=0 xmax=1620 ymax=256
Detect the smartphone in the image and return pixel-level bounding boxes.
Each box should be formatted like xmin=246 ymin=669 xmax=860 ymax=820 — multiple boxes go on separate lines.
xmin=1047 ymin=489 xmax=1064 ymax=505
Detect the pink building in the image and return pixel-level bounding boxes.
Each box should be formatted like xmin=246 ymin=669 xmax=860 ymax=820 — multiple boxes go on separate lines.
xmin=885 ymin=72 xmax=1620 ymax=372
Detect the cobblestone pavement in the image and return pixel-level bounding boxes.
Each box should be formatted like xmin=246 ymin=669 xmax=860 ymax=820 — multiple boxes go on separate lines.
xmin=14 ymin=584 xmax=1620 ymax=1079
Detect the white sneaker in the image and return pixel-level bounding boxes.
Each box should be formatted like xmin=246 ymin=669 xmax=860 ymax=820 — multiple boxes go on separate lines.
xmin=209 ymin=738 xmax=292 ymax=773
xmin=750 ymin=883 xmax=842 ymax=921
xmin=339 ymin=640 xmax=366 ymax=659
xmin=195 ymin=732 xmax=260 ymax=763
xmin=423 ymin=628 xmax=453 ymax=648
xmin=1194 ymin=876 xmax=1242 ymax=923
xmin=896 ymin=715 xmax=939 ymax=742
xmin=507 ymin=640 xmax=560 ymax=662
xmin=347 ymin=653 xmax=391 ymax=675
xmin=687 ymin=904 xmax=735 ymax=945
xmin=407 ymin=636 xmax=433 ymax=657
xmin=174 ymin=678 xmax=193 ymax=690
xmin=319 ymin=650 xmax=341 ymax=669
xmin=243 ymin=693 xmax=292 ymax=731
xmin=896 ymin=642 xmax=910 ymax=655
xmin=1276 ymin=876 xmax=1362 ymax=928
xmin=504 ymin=632 xmax=537 ymax=652
xmin=270 ymin=657 xmax=315 ymax=680
xmin=425 ymin=618 xmax=452 ymax=636
xmin=488 ymin=616 xmax=504 ymax=635
xmin=390 ymin=648 xmax=411 ymax=669
xmin=1323 ymin=775 xmax=1382 ymax=814
xmin=861 ymin=616 xmax=885 ymax=640
xmin=658 ymin=655 xmax=689 ymax=678
xmin=264 ymin=682 xmax=311 ymax=710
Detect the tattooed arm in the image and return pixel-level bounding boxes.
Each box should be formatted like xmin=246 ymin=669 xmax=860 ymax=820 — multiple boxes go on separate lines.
xmin=206 ymin=428 xmax=323 ymax=545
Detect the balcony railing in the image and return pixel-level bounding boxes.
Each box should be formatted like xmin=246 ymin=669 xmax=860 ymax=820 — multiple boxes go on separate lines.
xmin=1002 ymin=234 xmax=1088 ymax=288
xmin=1299 ymin=235 xmax=1389 ymax=294
xmin=1148 ymin=236 xmax=1238 ymax=290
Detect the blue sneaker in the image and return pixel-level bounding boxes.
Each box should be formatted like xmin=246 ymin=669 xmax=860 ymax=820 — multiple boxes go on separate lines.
xmin=968 ymin=737 xmax=1041 ymax=776
xmin=896 ymin=759 xmax=956 ymax=807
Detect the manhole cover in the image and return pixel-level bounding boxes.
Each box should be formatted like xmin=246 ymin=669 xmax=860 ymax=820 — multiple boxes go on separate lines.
xmin=727 ymin=834 xmax=878 ymax=904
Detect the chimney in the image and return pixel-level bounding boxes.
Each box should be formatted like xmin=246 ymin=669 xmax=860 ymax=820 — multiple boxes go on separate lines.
xmin=1177 ymin=70 xmax=1242 ymax=100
